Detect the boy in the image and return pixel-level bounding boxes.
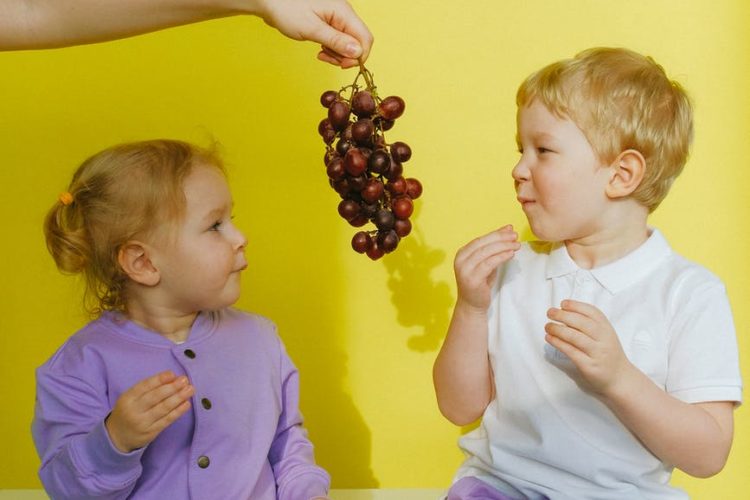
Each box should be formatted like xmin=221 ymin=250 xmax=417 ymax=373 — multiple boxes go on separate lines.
xmin=433 ymin=47 xmax=742 ymax=499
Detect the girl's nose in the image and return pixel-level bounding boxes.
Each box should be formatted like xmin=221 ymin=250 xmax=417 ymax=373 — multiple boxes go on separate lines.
xmin=233 ymin=226 xmax=248 ymax=251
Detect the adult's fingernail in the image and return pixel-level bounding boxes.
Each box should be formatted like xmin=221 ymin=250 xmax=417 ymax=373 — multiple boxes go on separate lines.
xmin=345 ymin=43 xmax=362 ymax=58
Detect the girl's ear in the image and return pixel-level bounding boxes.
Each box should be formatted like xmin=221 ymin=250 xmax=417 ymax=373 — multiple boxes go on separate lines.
xmin=118 ymin=241 xmax=160 ymax=286
xmin=606 ymin=149 xmax=646 ymax=199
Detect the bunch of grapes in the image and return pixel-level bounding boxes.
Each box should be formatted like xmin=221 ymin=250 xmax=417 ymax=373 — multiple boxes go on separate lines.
xmin=318 ymin=65 xmax=422 ymax=260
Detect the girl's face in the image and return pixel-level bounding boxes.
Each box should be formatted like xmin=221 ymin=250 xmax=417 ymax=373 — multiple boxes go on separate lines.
xmin=512 ymin=100 xmax=612 ymax=243
xmin=150 ymin=164 xmax=247 ymax=313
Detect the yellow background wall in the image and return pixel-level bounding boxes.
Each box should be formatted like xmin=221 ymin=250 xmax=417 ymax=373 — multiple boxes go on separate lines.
xmin=1 ymin=0 xmax=747 ymax=497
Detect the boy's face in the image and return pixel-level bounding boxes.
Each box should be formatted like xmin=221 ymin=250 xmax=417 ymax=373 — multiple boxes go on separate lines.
xmin=512 ymin=100 xmax=612 ymax=242
xmin=149 ymin=164 xmax=248 ymax=313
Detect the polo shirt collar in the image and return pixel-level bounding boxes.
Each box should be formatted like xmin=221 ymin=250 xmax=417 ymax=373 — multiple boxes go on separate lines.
xmin=545 ymin=228 xmax=673 ymax=294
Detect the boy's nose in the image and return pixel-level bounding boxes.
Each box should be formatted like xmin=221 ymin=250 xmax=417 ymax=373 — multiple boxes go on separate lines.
xmin=511 ymin=158 xmax=529 ymax=182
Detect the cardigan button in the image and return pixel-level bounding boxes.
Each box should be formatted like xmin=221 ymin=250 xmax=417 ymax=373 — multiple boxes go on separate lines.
xmin=184 ymin=349 xmax=196 ymax=359
xmin=197 ymin=455 xmax=210 ymax=468
xmin=201 ymin=398 xmax=212 ymax=410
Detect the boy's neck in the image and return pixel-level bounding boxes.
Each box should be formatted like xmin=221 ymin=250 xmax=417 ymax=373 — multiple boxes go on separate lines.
xmin=564 ymin=204 xmax=650 ymax=269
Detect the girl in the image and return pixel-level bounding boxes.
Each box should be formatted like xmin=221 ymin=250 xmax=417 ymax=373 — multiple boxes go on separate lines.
xmin=33 ymin=139 xmax=330 ymax=499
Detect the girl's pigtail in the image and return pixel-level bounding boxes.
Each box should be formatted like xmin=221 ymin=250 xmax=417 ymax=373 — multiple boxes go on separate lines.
xmin=43 ymin=189 xmax=91 ymax=276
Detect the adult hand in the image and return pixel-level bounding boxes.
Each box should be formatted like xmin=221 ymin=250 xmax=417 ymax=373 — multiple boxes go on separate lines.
xmin=545 ymin=300 xmax=635 ymax=395
xmin=255 ymin=0 xmax=373 ymax=68
xmin=105 ymin=370 xmax=194 ymax=453
xmin=453 ymin=225 xmax=520 ymax=312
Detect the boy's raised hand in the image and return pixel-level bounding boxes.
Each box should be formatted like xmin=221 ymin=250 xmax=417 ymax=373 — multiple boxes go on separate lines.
xmin=454 ymin=225 xmax=520 ymax=312
xmin=545 ymin=300 xmax=635 ymax=395
xmin=105 ymin=371 xmax=194 ymax=453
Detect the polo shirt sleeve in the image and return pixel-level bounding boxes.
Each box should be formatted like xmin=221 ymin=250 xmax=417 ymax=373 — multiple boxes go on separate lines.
xmin=268 ymin=340 xmax=330 ymax=500
xmin=32 ymin=353 xmax=144 ymax=499
xmin=665 ymin=278 xmax=743 ymax=406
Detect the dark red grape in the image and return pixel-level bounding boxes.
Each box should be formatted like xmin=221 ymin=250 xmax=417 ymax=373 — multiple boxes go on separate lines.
xmin=406 ymin=178 xmax=423 ymax=199
xmin=366 ymin=239 xmax=385 ymax=260
xmin=378 ymin=230 xmax=400 ymax=253
xmin=392 ymin=196 xmax=414 ymax=219
xmin=394 ymin=218 xmax=412 ymax=237
xmin=328 ymin=101 xmax=351 ymax=130
xmin=348 ymin=214 xmax=369 ymax=227
xmin=378 ymin=96 xmax=405 ymax=120
xmin=390 ymin=141 xmax=412 ymax=162
xmin=320 ymin=90 xmax=338 ymax=108
xmin=319 ymin=126 xmax=336 ymax=145
xmin=351 ymin=231 xmax=372 ymax=253
xmin=351 ymin=119 xmax=375 ymax=145
xmin=385 ymin=161 xmax=403 ymax=181
xmin=386 ymin=176 xmax=407 ymax=196
xmin=331 ymin=178 xmax=350 ymax=196
xmin=326 ymin=157 xmax=345 ymax=180
xmin=347 ymin=174 xmax=367 ymax=192
xmin=374 ymin=209 xmax=395 ymax=231
xmin=338 ymin=199 xmax=360 ymax=221
xmin=361 ymin=177 xmax=384 ymax=203
xmin=360 ymin=202 xmax=378 ymax=218
xmin=344 ymin=148 xmax=367 ymax=176
xmin=336 ymin=139 xmax=352 ymax=156
xmin=352 ymin=91 xmax=376 ymax=117
xmin=375 ymin=117 xmax=395 ymax=131
xmin=368 ymin=150 xmax=391 ymax=175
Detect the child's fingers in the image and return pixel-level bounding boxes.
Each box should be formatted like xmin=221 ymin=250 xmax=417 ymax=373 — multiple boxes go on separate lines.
xmin=126 ymin=370 xmax=177 ymax=398
xmin=456 ymin=227 xmax=518 ymax=267
xmin=145 ymin=384 xmax=194 ymax=425
xmin=458 ymin=239 xmax=520 ymax=277
xmin=137 ymin=376 xmax=191 ymax=412
xmin=545 ymin=321 xmax=595 ymax=355
xmin=547 ymin=307 xmax=598 ymax=339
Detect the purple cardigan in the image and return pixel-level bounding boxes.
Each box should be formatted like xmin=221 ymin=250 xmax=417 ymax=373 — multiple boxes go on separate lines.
xmin=32 ymin=308 xmax=330 ymax=499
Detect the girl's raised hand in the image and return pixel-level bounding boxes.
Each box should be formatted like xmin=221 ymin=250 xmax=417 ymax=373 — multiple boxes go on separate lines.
xmin=105 ymin=371 xmax=194 ymax=453
xmin=453 ymin=225 xmax=520 ymax=312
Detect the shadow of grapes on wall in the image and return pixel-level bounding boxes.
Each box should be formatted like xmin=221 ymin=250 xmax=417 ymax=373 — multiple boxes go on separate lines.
xmin=382 ymin=219 xmax=454 ymax=352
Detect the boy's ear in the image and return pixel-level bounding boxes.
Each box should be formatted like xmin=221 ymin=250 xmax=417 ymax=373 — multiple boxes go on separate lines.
xmin=606 ymin=149 xmax=646 ymax=199
xmin=118 ymin=241 xmax=160 ymax=286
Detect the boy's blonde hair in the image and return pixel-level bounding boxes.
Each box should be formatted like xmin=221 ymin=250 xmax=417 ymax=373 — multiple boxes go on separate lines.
xmin=44 ymin=139 xmax=224 ymax=314
xmin=517 ymin=47 xmax=693 ymax=212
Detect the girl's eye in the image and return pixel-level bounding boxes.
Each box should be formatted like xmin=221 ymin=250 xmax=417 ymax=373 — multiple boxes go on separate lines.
xmin=209 ymin=221 xmax=222 ymax=231
xmin=537 ymin=147 xmax=552 ymax=154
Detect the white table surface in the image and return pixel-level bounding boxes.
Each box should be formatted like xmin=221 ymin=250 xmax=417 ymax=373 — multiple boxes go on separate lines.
xmin=0 ymin=489 xmax=446 ymax=500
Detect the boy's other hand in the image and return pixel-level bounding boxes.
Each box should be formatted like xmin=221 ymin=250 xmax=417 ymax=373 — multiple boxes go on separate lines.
xmin=545 ymin=300 xmax=635 ymax=395
xmin=454 ymin=225 xmax=520 ymax=313
xmin=105 ymin=370 xmax=194 ymax=453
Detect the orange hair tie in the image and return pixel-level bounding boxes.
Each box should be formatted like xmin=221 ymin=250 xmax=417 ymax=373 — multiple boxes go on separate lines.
xmin=59 ymin=192 xmax=74 ymax=206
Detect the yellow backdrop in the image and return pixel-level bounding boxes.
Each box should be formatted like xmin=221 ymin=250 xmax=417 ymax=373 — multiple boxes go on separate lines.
xmin=0 ymin=1 xmax=747 ymax=497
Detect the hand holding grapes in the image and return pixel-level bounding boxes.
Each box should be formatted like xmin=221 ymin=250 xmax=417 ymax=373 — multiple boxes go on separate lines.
xmin=545 ymin=300 xmax=636 ymax=396
xmin=256 ymin=0 xmax=373 ymax=68
xmin=454 ymin=226 xmax=520 ymax=312
xmin=105 ymin=371 xmax=194 ymax=453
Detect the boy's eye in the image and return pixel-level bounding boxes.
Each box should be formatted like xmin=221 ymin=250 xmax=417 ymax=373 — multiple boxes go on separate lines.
xmin=209 ymin=221 xmax=222 ymax=231
xmin=537 ymin=147 xmax=551 ymax=154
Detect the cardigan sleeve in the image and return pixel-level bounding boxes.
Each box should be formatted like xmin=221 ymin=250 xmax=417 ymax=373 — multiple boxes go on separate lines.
xmin=268 ymin=342 xmax=330 ymax=500
xmin=32 ymin=358 xmax=145 ymax=499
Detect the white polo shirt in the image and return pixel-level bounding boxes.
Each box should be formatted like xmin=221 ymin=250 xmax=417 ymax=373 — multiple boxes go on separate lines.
xmin=454 ymin=229 xmax=742 ymax=500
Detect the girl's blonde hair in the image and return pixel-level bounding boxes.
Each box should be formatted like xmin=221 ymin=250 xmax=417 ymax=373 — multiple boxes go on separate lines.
xmin=44 ymin=139 xmax=224 ymax=314
xmin=517 ymin=47 xmax=693 ymax=212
